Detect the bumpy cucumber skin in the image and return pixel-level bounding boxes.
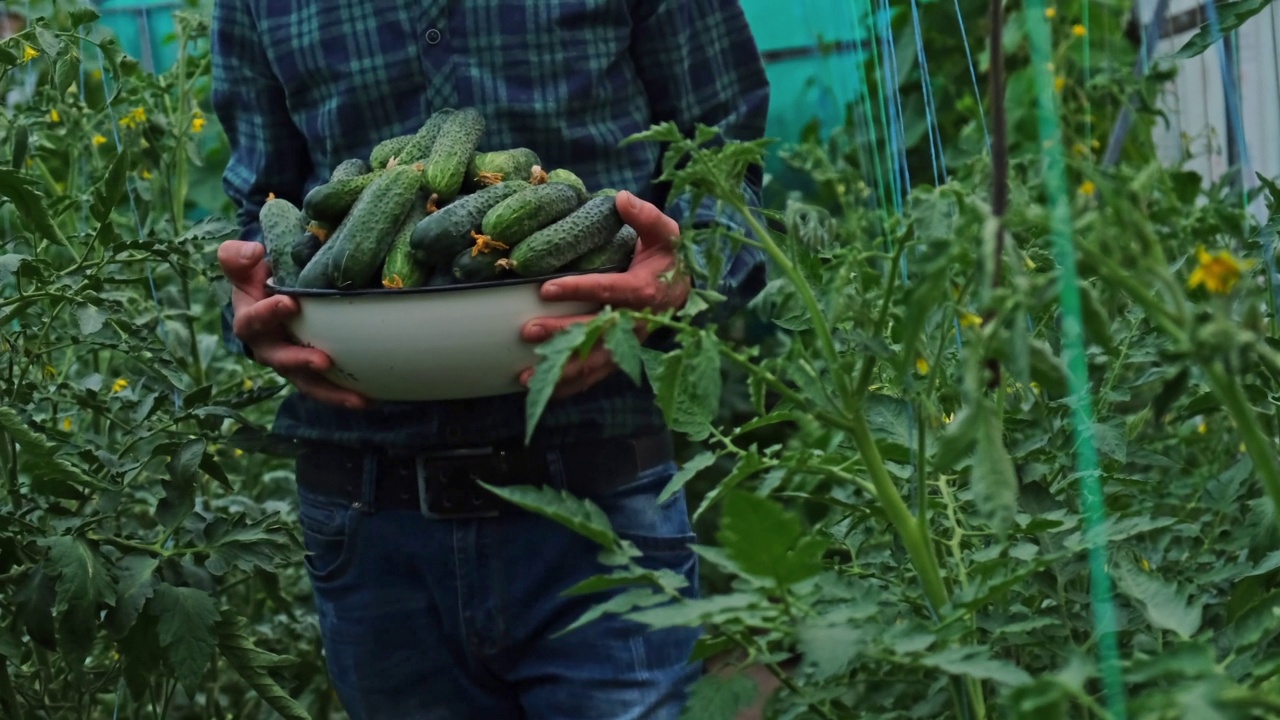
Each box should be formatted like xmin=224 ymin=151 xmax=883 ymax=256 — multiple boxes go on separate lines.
xmin=592 ymin=188 xmax=619 ymax=198
xmin=423 ymin=107 xmax=486 ymax=203
xmin=466 ymin=148 xmax=540 ymax=189
xmin=480 ymin=183 xmax=583 ymax=247
xmin=260 ymin=197 xmax=305 ymax=287
xmin=369 ymin=134 xmax=414 ymax=169
xmin=330 ymin=158 xmax=372 ymax=181
xmin=381 ymin=197 xmax=431 ymax=288
xmin=451 ymin=245 xmax=508 ymax=283
xmin=409 ymin=180 xmax=531 ymax=265
xmin=290 ymin=230 xmax=324 ymax=270
xmin=505 ymin=196 xmax=624 ymax=277
xmin=546 ymin=168 xmax=588 ymax=200
xmin=397 ymin=107 xmax=457 ymax=167
xmin=302 ymin=170 xmax=383 ymax=226
xmin=324 ymin=164 xmax=423 ymax=290
xmin=568 ymin=224 xmax=637 ymax=271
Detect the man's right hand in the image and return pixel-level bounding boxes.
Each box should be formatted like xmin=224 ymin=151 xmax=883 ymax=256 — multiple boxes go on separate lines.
xmin=218 ymin=240 xmax=370 ymax=410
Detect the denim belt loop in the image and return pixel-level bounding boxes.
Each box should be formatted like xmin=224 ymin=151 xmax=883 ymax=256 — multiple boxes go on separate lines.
xmin=358 ymin=450 xmax=378 ymax=514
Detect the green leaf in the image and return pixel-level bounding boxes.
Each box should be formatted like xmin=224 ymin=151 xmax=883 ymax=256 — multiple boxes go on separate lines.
xmin=54 ymin=51 xmax=79 ymax=95
xmin=626 ymin=592 xmax=762 ymax=628
xmin=150 ymin=584 xmax=220 ymax=691
xmin=157 ymin=438 xmax=204 ymax=529
xmin=560 ymin=568 xmax=689 ymax=597
xmin=91 ymin=147 xmax=129 ymax=223
xmin=649 ymin=334 xmax=722 ymax=441
xmin=478 ymin=483 xmax=619 ymax=549
xmin=75 ymin=303 xmax=105 ymax=335
xmin=69 ymin=7 xmax=102 ymax=26
xmin=679 ymin=674 xmax=757 ymax=720
xmin=556 ymin=587 xmax=668 ymax=636
xmin=1114 ymin=557 xmax=1204 ymax=639
xmin=38 ymin=536 xmax=117 ymax=668
xmin=1173 ymin=0 xmax=1273 ymax=60
xmin=103 ymin=554 xmax=159 ymax=639
xmin=659 ymin=450 xmax=716 ymax=503
xmin=972 ymin=401 xmax=1017 ymax=530
xmin=932 ymin=406 xmax=980 ymax=471
xmin=1091 ymin=422 xmax=1127 ymax=463
xmin=10 ymin=123 xmax=28 ymax=170
xmin=202 ymin=513 xmax=299 ymax=576
xmin=175 ymin=215 xmax=239 ymax=245
xmin=691 ymin=449 xmax=766 ymax=522
xmin=715 ymin=491 xmax=824 ymax=586
xmin=603 ymin=314 xmax=643 ymax=384
xmin=0 ymin=168 xmax=67 ymax=246
xmin=797 ymin=622 xmax=870 ymax=679
xmin=1027 ymin=340 xmax=1070 ymax=400
xmin=916 ymin=646 xmax=1033 ymax=686
xmin=525 ymin=322 xmax=592 ymax=444
xmin=216 ymin=613 xmax=311 ymax=720
xmin=0 ymin=406 xmax=112 ymax=491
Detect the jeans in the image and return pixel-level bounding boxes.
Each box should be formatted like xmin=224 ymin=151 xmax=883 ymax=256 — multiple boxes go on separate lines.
xmin=294 ymin=446 xmax=702 ymax=720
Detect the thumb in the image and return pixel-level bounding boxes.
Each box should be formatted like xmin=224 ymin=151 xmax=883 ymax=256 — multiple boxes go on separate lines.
xmin=218 ymin=240 xmax=270 ymax=288
xmin=616 ymin=191 xmax=679 ymax=251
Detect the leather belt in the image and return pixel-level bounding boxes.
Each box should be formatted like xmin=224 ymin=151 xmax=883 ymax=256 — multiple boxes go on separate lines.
xmin=294 ymin=433 xmax=675 ymax=520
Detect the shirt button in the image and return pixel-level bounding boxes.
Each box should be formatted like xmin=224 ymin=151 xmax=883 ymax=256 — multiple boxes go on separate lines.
xmin=425 ymin=28 xmax=442 ymax=44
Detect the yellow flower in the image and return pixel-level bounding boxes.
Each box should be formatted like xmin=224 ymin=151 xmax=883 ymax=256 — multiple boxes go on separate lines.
xmin=1079 ymin=180 xmax=1096 ymax=196
xmin=942 ymin=412 xmax=955 ymax=425
xmin=1240 ymin=442 xmax=1248 ymax=453
xmin=1045 ymin=7 xmax=1057 ymax=18
xmin=1072 ymin=142 xmax=1089 ymax=156
xmin=915 ymin=357 xmax=930 ymax=375
xmin=242 ymin=377 xmax=254 ymax=391
xmin=1054 ymin=76 xmax=1065 ymax=93
xmin=92 ymin=134 xmax=107 ymax=147
xmin=1187 ymin=245 xmax=1250 ymax=295
xmin=21 ymin=44 xmax=39 ymax=63
xmin=61 ymin=417 xmax=72 ymax=431
xmin=1140 ymin=557 xmax=1150 ymax=572
xmin=1092 ymin=139 xmax=1101 ymax=150
xmin=234 ymin=448 xmax=244 ymax=458
xmin=49 ymin=109 xmax=60 ymax=123
xmin=1030 ymin=381 xmax=1042 ymax=395
xmin=1197 ymin=422 xmax=1207 ymax=435
xmin=1024 ymin=255 xmax=1036 ymax=271
xmin=118 ymin=106 xmax=147 ymax=129
xmin=140 ymin=169 xmax=152 ymax=180
xmin=43 ymin=365 xmax=56 ymax=379
xmin=111 ymin=378 xmax=129 ymax=394
xmin=191 ymin=112 xmax=206 ymax=133
xmin=1072 ymin=24 xmax=1087 ymax=37
xmin=959 ymin=311 xmax=983 ymax=329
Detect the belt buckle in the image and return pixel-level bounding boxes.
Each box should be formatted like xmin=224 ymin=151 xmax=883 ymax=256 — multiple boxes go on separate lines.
xmin=414 ymin=448 xmax=508 ymax=520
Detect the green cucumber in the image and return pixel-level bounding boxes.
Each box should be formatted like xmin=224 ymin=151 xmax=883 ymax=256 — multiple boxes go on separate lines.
xmin=500 ymin=196 xmax=624 ymax=277
xmin=409 ymin=180 xmax=531 ymax=265
xmin=423 ymin=107 xmax=486 ymax=203
xmin=260 ymin=195 xmax=305 ymax=287
xmin=290 ymin=230 xmax=324 ymax=270
xmin=451 ymin=245 xmax=509 ymax=283
xmin=546 ymin=168 xmax=588 ymax=200
xmin=395 ymin=107 xmax=457 ymax=165
xmin=381 ymin=195 xmax=432 ymax=288
xmin=369 ymin=134 xmax=414 ymax=169
xmin=592 ymin=188 xmax=619 ymax=198
xmin=330 ymin=158 xmax=372 ymax=181
xmin=465 ymin=148 xmax=540 ymax=190
xmin=426 ymin=265 xmax=456 ymax=287
xmin=302 ymin=170 xmax=383 ymax=226
xmin=320 ymin=163 xmax=424 ymax=290
xmin=479 ymin=182 xmax=583 ymax=247
xmin=568 ymin=224 xmax=637 ymax=271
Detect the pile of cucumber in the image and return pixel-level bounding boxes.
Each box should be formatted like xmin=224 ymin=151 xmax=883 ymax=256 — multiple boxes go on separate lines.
xmin=260 ymin=107 xmax=638 ymax=291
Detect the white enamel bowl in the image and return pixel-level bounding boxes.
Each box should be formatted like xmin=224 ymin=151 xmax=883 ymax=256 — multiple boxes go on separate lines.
xmin=266 ymin=268 xmax=618 ymax=402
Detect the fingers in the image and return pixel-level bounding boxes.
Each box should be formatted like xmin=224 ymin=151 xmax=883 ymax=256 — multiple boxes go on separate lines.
xmin=231 ymin=293 xmax=301 ymax=346
xmin=615 ymin=190 xmax=679 ymax=252
xmin=522 ymin=314 xmax=595 ymax=344
xmin=280 ymin=368 xmax=371 ymax=410
xmin=218 ymin=240 xmax=272 ymax=300
xmin=250 ymin=336 xmax=335 ymax=377
xmin=518 ymin=346 xmax=617 ymax=399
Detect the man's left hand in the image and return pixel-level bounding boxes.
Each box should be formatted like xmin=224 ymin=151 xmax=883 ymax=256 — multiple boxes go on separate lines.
xmin=519 ymin=190 xmax=690 ymax=399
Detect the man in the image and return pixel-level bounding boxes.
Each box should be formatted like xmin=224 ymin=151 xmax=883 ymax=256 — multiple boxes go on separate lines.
xmin=211 ymin=1 xmax=769 ymax=718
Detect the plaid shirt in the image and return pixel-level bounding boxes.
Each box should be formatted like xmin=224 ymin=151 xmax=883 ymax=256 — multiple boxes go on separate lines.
xmin=210 ymin=0 xmax=770 ymax=452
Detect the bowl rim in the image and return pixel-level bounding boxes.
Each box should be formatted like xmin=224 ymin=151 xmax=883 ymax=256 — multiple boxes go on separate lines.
xmin=267 ymin=264 xmax=626 ymax=298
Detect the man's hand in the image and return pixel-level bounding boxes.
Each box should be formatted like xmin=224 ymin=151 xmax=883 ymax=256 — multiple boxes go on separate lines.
xmin=518 ymin=191 xmax=691 ymax=399
xmin=217 ymin=240 xmax=370 ymax=410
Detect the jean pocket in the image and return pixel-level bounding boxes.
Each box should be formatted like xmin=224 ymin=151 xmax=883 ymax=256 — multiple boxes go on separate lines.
xmin=597 ymin=461 xmax=698 ymax=560
xmin=296 ymin=486 xmax=361 ymax=583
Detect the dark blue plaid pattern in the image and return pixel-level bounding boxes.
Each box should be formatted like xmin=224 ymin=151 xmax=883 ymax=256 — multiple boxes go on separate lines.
xmin=210 ymin=0 xmax=771 ymax=451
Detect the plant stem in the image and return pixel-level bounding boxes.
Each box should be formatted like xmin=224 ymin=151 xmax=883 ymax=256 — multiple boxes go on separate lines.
xmin=1204 ymin=363 xmax=1280 ymax=524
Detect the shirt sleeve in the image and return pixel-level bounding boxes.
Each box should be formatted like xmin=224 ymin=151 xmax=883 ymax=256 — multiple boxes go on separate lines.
xmin=210 ymin=0 xmax=314 ymax=357
xmin=629 ymin=0 xmax=772 ymax=313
